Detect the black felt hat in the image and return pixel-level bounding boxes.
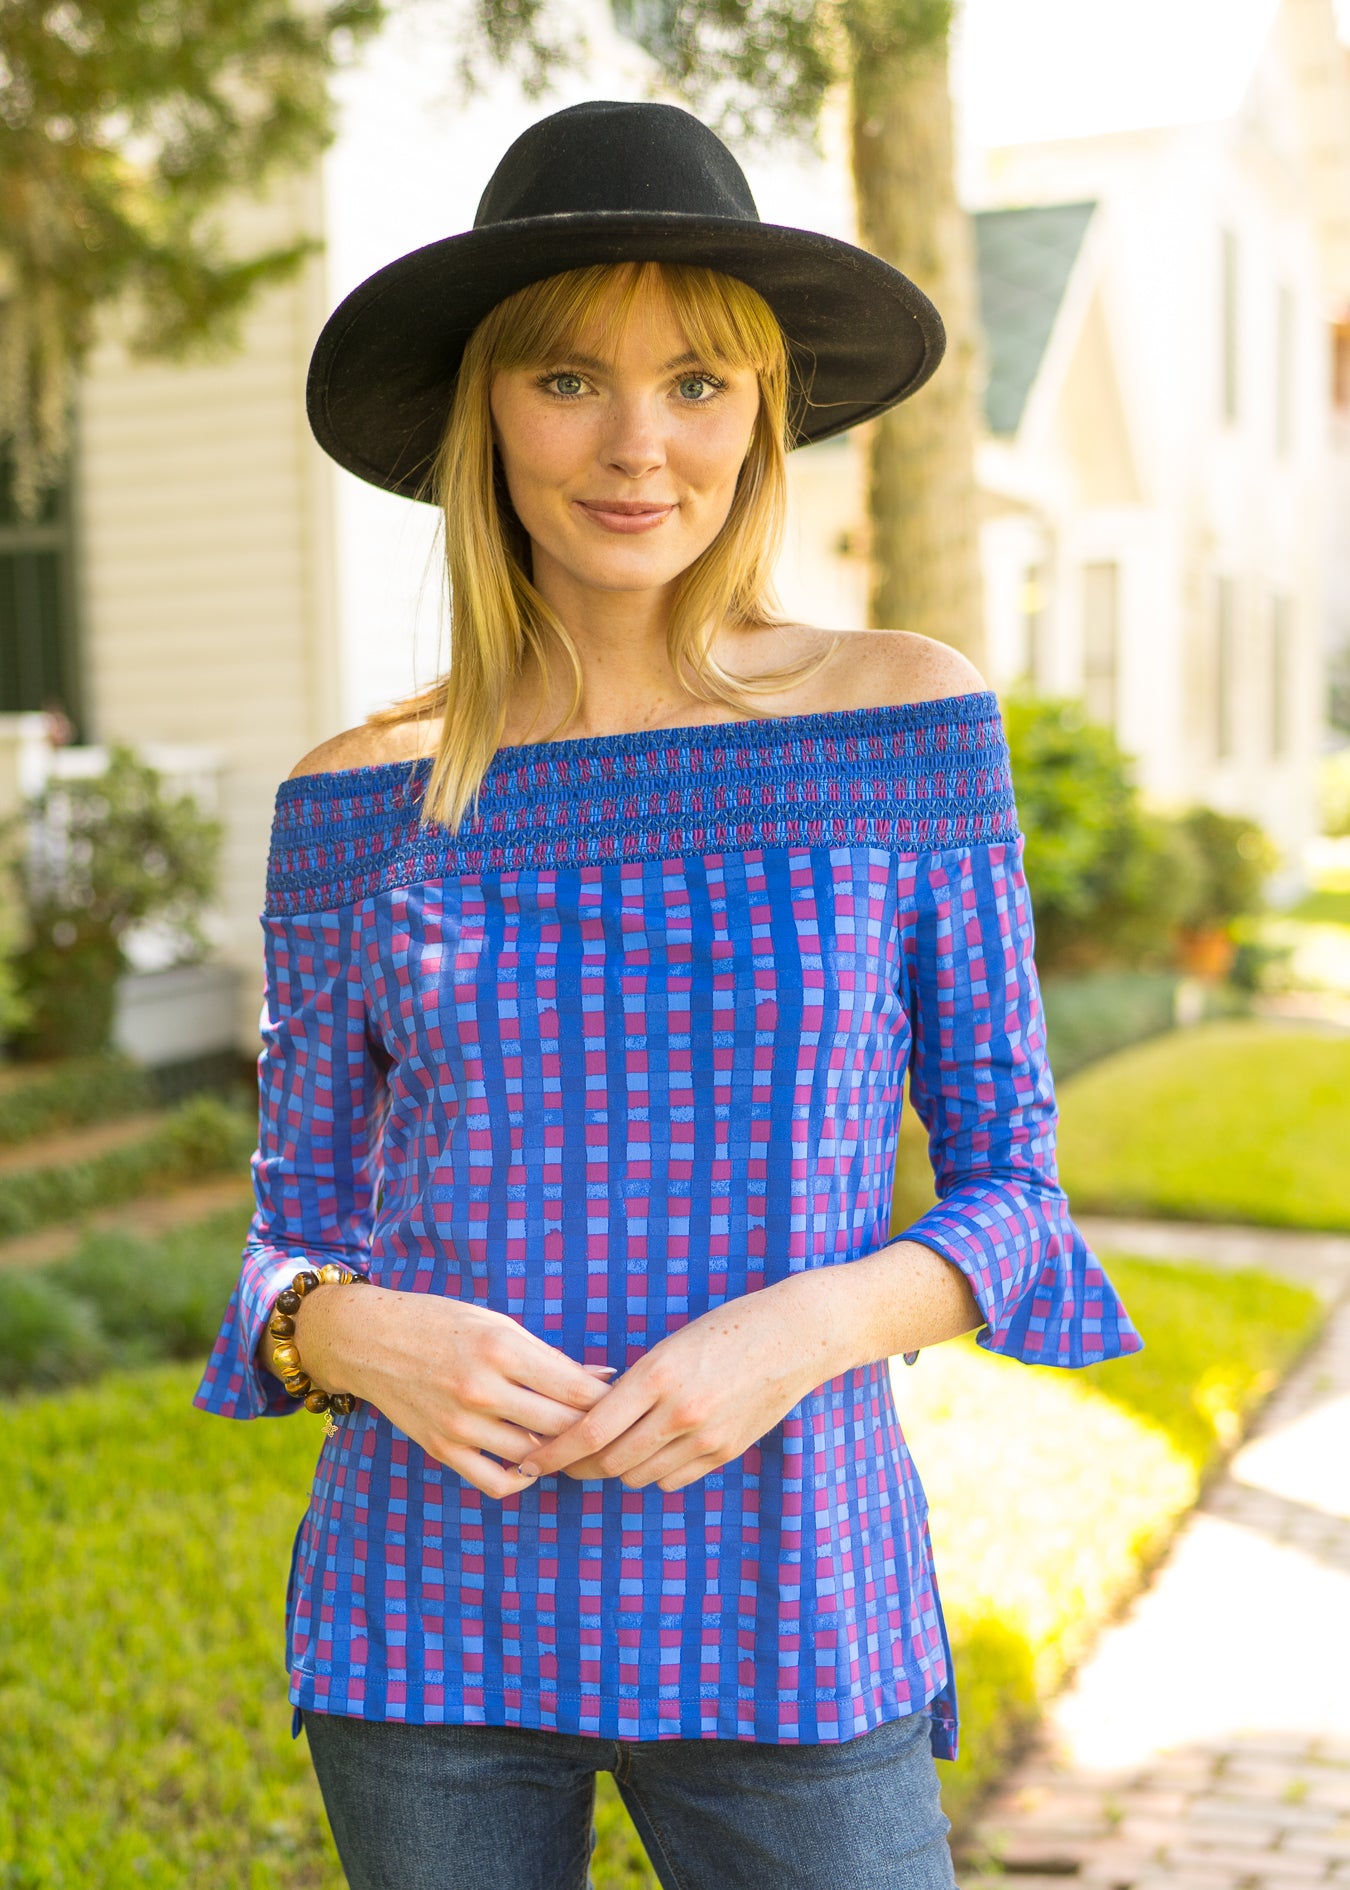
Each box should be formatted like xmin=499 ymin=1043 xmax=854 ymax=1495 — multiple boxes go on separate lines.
xmin=306 ymin=99 xmax=946 ymax=501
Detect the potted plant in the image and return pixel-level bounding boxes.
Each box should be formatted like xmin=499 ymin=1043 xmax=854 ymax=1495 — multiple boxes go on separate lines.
xmin=3 ymin=746 xmax=222 ymax=1061
xmin=1172 ymin=807 xmax=1277 ymax=982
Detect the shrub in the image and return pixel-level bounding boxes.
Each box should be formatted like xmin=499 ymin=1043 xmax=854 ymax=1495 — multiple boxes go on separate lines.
xmin=1004 ymin=697 xmax=1195 ymax=972
xmin=1038 ymin=970 xmax=1183 ymax=1078
xmin=1006 ymin=697 xmax=1277 ymax=972
xmin=0 ymin=1095 xmax=254 ymax=1241
xmin=0 ymin=1054 xmax=154 ymax=1146
xmin=0 ymin=1271 xmax=110 ymax=1391
xmin=4 ymin=745 xmax=222 ymax=1059
xmin=0 ymin=1205 xmax=251 ymax=1393
xmin=1173 ymin=806 xmax=1278 ymax=930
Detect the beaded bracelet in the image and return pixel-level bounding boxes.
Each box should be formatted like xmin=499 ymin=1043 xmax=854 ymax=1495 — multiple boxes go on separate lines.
xmin=268 ymin=1263 xmax=369 ymax=1421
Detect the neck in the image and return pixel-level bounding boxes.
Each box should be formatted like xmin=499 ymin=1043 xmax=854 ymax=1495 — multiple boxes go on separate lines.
xmin=517 ymin=561 xmax=709 ymax=741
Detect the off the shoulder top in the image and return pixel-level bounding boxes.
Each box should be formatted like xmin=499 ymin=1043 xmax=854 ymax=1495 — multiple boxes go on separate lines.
xmin=196 ymin=691 xmax=1140 ymax=1754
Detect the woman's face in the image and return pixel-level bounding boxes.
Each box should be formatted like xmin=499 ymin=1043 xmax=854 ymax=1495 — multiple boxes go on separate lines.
xmin=489 ymin=278 xmax=762 ymax=606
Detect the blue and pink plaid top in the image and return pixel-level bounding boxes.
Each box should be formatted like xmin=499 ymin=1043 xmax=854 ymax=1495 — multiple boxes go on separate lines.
xmin=196 ymin=690 xmax=1140 ymax=1755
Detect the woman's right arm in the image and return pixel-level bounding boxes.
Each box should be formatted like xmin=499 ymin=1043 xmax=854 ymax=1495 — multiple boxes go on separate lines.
xmin=196 ymin=894 xmax=608 ymax=1496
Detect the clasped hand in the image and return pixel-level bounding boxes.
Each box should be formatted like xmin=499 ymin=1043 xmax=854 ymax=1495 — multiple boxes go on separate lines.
xmin=514 ymin=1277 xmax=839 ymax=1495
xmin=332 ymin=1272 xmax=845 ymax=1501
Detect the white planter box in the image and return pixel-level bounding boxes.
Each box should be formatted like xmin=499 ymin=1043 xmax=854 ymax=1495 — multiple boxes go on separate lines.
xmin=113 ymin=963 xmax=242 ymax=1068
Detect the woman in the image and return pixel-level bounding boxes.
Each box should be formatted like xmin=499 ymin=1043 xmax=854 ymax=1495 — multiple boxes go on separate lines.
xmin=198 ymin=99 xmax=1140 ymax=1890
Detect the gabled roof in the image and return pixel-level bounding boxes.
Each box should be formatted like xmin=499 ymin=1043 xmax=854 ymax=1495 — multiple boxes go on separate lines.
xmin=974 ymin=201 xmax=1097 ymax=435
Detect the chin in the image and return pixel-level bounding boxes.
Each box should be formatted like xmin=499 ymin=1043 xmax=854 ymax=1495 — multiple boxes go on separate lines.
xmin=561 ymin=549 xmax=701 ymax=593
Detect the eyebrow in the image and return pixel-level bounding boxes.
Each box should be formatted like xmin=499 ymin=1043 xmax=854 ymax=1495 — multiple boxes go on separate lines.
xmin=544 ymin=349 xmax=707 ymax=373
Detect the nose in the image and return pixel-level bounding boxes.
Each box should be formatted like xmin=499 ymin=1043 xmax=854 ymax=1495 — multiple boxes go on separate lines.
xmin=600 ymin=393 xmax=667 ymax=479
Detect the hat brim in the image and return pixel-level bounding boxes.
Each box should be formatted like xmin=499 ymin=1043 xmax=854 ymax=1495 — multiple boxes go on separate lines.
xmin=306 ymin=211 xmax=946 ymax=501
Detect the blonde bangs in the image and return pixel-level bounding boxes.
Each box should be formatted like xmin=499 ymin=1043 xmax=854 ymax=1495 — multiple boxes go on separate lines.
xmin=490 ymin=261 xmax=787 ymax=383
xmin=373 ymin=261 xmax=828 ymax=832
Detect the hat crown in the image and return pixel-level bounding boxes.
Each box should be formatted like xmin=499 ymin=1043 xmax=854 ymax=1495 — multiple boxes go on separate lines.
xmin=473 ymin=100 xmax=760 ymax=229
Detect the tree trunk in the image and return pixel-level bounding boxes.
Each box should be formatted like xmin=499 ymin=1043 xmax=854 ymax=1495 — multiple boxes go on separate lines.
xmin=849 ymin=31 xmax=985 ymax=665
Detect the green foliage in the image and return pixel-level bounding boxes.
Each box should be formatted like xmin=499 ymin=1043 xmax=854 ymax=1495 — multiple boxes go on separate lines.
xmin=1038 ymin=969 xmax=1183 ymax=1079
xmin=0 ymin=0 xmax=383 ymax=512
xmin=1056 ymin=1021 xmax=1350 ymax=1230
xmin=915 ymin=1253 xmax=1319 ymax=1828
xmin=0 ymin=1269 xmax=112 ymax=1391
xmin=1173 ymin=806 xmax=1278 ymax=931
xmin=467 ymin=0 xmax=952 ymax=144
xmin=1288 ymin=886 xmax=1350 ymax=925
xmin=0 ymin=1052 xmax=154 ymax=1145
xmin=1320 ymin=750 xmax=1350 ymax=837
xmin=607 ymin=0 xmax=838 ymax=141
xmin=0 ymin=1255 xmax=1319 ymax=1879
xmin=1004 ymin=696 xmax=1195 ymax=972
xmin=1082 ymin=1255 xmax=1318 ymax=1471
xmin=0 ymin=1094 xmax=254 ymax=1241
xmin=0 ymin=1367 xmax=341 ymax=1886
xmin=1005 ymin=697 xmax=1279 ymax=972
xmin=6 ymin=744 xmax=223 ymax=1057
xmin=0 ymin=1205 xmax=252 ymax=1392
xmin=0 ymin=952 xmax=28 ymax=1054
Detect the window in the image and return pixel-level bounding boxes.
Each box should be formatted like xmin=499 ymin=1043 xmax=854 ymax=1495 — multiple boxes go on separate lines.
xmin=0 ymin=450 xmax=82 ymax=731
xmin=1276 ymin=286 xmax=1294 ymax=456
xmin=1018 ymin=563 xmax=1049 ymax=690
xmin=1221 ymin=229 xmax=1240 ymax=424
xmin=1215 ymin=576 xmax=1238 ymax=760
xmin=1082 ymin=561 xmax=1118 ymax=729
xmin=1270 ymin=594 xmax=1294 ymax=758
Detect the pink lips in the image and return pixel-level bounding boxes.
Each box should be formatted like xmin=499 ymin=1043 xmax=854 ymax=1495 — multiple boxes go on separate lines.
xmin=574 ymin=499 xmax=675 ymax=534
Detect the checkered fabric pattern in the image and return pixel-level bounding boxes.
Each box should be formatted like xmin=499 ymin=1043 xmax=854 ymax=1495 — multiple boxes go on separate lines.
xmin=196 ymin=693 xmax=1140 ymax=1754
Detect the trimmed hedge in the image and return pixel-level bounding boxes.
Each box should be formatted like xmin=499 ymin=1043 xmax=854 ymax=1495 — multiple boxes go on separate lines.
xmin=1040 ymin=971 xmax=1181 ymax=1079
xmin=0 ymin=1055 xmax=155 ymax=1147
xmin=0 ymin=1205 xmax=251 ymax=1393
xmin=0 ymin=1095 xmax=255 ymax=1243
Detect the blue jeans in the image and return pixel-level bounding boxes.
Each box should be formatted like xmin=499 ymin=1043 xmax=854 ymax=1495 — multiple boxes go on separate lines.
xmin=303 ymin=1708 xmax=957 ymax=1890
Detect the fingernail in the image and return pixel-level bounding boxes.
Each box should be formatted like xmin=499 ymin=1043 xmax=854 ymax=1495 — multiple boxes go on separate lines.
xmin=516 ymin=1462 xmax=539 ymax=1478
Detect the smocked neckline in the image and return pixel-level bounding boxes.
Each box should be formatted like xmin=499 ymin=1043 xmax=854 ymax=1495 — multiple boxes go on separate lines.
xmin=278 ymin=689 xmax=1000 ymax=798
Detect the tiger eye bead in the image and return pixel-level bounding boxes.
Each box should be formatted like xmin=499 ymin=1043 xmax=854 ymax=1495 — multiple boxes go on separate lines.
xmin=271 ymin=1342 xmax=302 ymax=1374
xmin=293 ymin=1271 xmax=321 ymax=1296
xmin=329 ymin=1393 xmax=357 ymax=1416
xmin=267 ymin=1312 xmax=296 ymax=1340
xmin=274 ymin=1289 xmax=301 ymax=1317
xmin=318 ymin=1263 xmax=348 ymax=1285
xmin=304 ymin=1389 xmax=331 ymax=1413
xmin=283 ymin=1372 xmax=311 ymax=1397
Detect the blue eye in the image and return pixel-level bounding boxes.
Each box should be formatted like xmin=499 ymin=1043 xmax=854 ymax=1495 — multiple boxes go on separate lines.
xmin=678 ymin=376 xmax=712 ymax=401
xmin=551 ymin=373 xmax=584 ymax=397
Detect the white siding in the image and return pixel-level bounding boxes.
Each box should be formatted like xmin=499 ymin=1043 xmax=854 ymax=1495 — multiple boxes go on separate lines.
xmin=75 ymin=175 xmax=338 ymax=1047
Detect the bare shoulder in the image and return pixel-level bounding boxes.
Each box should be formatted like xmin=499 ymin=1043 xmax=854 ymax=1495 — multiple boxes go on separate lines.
xmin=287 ymin=716 xmax=439 ymax=781
xmin=828 ymin=629 xmax=987 ymax=710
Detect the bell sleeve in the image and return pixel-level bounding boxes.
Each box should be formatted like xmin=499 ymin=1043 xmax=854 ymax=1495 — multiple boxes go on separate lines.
xmin=193 ymin=901 xmax=387 ymax=1419
xmin=898 ymin=835 xmax=1142 ymax=1368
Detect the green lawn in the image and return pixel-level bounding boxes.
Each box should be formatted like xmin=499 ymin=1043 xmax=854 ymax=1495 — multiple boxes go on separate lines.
xmin=1053 ymin=1020 xmax=1350 ymax=1229
xmin=0 ymin=1255 xmax=1319 ymax=1886
xmin=1286 ymin=887 xmax=1350 ymax=926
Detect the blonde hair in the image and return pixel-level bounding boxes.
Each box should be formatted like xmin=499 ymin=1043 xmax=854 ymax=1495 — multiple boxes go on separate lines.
xmin=372 ymin=260 xmax=830 ymax=831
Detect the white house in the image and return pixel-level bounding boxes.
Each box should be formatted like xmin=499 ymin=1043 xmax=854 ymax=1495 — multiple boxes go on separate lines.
xmin=961 ymin=0 xmax=1350 ymax=884
xmin=3 ymin=0 xmax=1347 ymax=1052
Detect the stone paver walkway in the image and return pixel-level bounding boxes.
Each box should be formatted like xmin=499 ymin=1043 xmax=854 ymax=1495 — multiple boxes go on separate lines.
xmin=963 ymin=1225 xmax=1350 ymax=1890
